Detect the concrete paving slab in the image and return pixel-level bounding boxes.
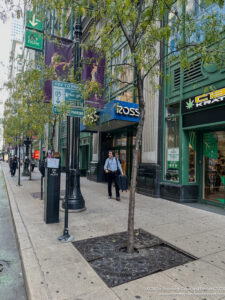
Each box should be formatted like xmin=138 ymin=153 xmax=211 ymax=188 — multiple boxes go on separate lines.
xmin=40 ymin=261 xmax=119 ymax=300
xmin=112 ymin=272 xmax=200 ymax=300
xmin=143 ymin=220 xmax=219 ymax=241
xmin=167 ymin=231 xmax=225 ymax=257
xmin=201 ymin=250 xmax=225 ymax=271
xmin=164 ymin=260 xmax=225 ymax=300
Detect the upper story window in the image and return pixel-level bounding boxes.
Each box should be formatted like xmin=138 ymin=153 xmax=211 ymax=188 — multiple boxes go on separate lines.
xmin=109 ymin=44 xmax=134 ymax=103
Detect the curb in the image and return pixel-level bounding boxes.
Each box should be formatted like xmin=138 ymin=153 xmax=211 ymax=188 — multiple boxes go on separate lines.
xmin=1 ymin=164 xmax=50 ymax=300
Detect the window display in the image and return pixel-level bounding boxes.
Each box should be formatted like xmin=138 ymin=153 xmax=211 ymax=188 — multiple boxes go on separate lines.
xmin=189 ymin=131 xmax=196 ymax=182
xmin=204 ymin=131 xmax=225 ymax=204
xmin=189 ymin=144 xmax=196 ymax=182
xmin=165 ymin=116 xmax=180 ymax=182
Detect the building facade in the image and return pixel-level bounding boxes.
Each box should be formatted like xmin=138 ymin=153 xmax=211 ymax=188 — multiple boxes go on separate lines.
xmin=161 ymin=1 xmax=225 ymax=207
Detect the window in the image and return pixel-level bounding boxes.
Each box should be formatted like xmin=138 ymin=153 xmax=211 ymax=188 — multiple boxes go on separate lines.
xmin=167 ymin=102 xmax=179 ymax=117
xmin=111 ymin=44 xmax=134 ymax=102
xmin=189 ymin=131 xmax=196 ymax=182
xmin=165 ymin=103 xmax=180 ymax=182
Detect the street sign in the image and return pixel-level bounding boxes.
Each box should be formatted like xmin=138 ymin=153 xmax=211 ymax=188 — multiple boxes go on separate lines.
xmin=25 ymin=29 xmax=43 ymax=51
xmin=53 ymin=106 xmax=84 ymax=117
xmin=52 ymin=81 xmax=84 ymax=117
xmin=26 ymin=11 xmax=43 ymax=31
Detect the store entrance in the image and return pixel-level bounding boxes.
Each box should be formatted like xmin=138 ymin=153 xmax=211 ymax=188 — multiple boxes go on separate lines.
xmin=203 ymin=131 xmax=225 ymax=205
xmin=101 ymin=126 xmax=138 ymax=182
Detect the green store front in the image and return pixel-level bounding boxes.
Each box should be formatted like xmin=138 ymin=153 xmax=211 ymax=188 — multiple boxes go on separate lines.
xmin=162 ymin=58 xmax=225 ymax=208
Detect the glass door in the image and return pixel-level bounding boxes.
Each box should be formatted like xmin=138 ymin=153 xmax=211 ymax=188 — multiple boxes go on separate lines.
xmin=115 ymin=149 xmax=127 ymax=175
xmin=203 ymin=131 xmax=225 ymax=205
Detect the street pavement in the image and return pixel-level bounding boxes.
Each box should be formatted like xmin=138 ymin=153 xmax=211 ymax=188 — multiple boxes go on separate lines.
xmin=0 ymin=164 xmax=27 ymax=300
xmin=2 ymin=161 xmax=225 ymax=300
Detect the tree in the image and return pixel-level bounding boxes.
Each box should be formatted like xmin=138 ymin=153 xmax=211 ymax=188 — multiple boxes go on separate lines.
xmin=3 ymin=58 xmax=67 ymax=153
xmin=26 ymin=0 xmax=225 ymax=252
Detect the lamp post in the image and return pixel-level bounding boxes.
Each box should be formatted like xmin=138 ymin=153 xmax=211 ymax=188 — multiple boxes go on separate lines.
xmin=22 ymin=137 xmax=31 ymax=176
xmin=62 ymin=16 xmax=85 ymax=211
xmin=17 ymin=140 xmax=22 ymax=186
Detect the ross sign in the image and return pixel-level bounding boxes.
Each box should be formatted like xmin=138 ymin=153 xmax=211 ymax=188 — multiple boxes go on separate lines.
xmin=101 ymin=100 xmax=140 ymax=123
xmin=26 ymin=11 xmax=43 ymax=31
xmin=116 ymin=104 xmax=140 ymax=117
xmin=25 ymin=29 xmax=43 ymax=51
xmin=182 ymin=87 xmax=225 ymax=113
xmin=52 ymin=81 xmax=84 ymax=117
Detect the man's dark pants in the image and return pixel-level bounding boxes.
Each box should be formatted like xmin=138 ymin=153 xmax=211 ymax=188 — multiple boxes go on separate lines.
xmin=108 ymin=171 xmax=120 ymax=198
xmin=11 ymin=167 xmax=16 ymax=176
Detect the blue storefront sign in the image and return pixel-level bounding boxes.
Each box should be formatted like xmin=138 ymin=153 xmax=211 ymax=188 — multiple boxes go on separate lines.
xmin=100 ymin=100 xmax=140 ymax=123
xmin=81 ymin=99 xmax=139 ymax=131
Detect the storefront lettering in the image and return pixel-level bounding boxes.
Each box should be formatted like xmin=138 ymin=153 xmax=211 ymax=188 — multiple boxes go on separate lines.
xmin=116 ymin=105 xmax=140 ymax=117
xmin=195 ymin=96 xmax=225 ymax=107
xmin=183 ymin=87 xmax=225 ymax=113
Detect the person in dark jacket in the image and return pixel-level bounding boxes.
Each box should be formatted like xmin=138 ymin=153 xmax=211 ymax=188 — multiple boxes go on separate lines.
xmin=31 ymin=158 xmax=35 ymax=172
xmin=104 ymin=150 xmax=123 ymax=201
xmin=11 ymin=156 xmax=17 ymax=176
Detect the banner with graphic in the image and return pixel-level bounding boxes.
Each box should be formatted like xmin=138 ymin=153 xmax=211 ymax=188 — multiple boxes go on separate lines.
xmin=44 ymin=36 xmax=73 ymax=103
xmin=203 ymin=132 xmax=218 ymax=159
xmin=82 ymin=48 xmax=105 ymax=108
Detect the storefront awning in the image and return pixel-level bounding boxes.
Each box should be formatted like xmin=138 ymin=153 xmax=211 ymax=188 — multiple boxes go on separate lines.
xmin=81 ymin=100 xmax=140 ymax=132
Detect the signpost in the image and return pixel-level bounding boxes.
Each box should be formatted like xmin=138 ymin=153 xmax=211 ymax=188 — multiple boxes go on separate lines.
xmin=52 ymin=81 xmax=84 ymax=117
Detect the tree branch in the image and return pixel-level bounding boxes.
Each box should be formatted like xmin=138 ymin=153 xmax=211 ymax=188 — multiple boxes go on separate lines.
xmin=132 ymin=0 xmax=144 ymax=40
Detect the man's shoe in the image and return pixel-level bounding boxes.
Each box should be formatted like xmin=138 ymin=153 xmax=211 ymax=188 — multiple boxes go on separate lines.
xmin=108 ymin=196 xmax=112 ymax=199
xmin=116 ymin=197 xmax=120 ymax=201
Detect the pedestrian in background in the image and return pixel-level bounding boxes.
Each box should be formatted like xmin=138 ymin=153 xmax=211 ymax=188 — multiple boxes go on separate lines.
xmin=11 ymin=156 xmax=17 ymax=177
xmin=104 ymin=150 xmax=123 ymax=201
xmin=31 ymin=158 xmax=35 ymax=172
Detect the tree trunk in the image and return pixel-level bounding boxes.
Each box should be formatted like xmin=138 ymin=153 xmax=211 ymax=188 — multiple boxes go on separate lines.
xmin=127 ymin=69 xmax=145 ymax=253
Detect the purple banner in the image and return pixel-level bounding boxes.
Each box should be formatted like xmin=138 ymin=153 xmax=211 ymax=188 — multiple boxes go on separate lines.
xmin=82 ymin=48 xmax=105 ymax=108
xmin=44 ymin=36 xmax=73 ymax=103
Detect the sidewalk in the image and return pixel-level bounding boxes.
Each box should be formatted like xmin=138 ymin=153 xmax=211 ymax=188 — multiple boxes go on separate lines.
xmin=2 ymin=161 xmax=225 ymax=300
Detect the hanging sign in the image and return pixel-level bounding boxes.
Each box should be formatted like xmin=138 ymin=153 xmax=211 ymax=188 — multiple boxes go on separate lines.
xmin=182 ymin=87 xmax=225 ymax=113
xmin=25 ymin=29 xmax=43 ymax=51
xmin=52 ymin=81 xmax=84 ymax=117
xmin=26 ymin=11 xmax=43 ymax=31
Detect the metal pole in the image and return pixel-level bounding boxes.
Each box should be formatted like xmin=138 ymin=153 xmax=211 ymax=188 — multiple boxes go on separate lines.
xmin=58 ymin=116 xmax=74 ymax=242
xmin=22 ymin=138 xmax=30 ymax=176
xmin=62 ymin=16 xmax=85 ymax=211
xmin=17 ymin=141 xmax=22 ymax=186
xmin=41 ymin=176 xmax=43 ymax=200
xmin=29 ymin=142 xmax=32 ymax=181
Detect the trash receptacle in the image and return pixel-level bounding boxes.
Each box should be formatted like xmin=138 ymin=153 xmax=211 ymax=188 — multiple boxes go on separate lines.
xmin=44 ymin=158 xmax=61 ymax=224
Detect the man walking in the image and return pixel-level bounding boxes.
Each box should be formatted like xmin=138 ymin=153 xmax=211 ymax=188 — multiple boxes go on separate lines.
xmin=11 ymin=156 xmax=17 ymax=177
xmin=104 ymin=151 xmax=123 ymax=201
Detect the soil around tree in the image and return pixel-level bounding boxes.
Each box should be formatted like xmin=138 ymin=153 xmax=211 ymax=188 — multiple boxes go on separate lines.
xmin=73 ymin=229 xmax=196 ymax=287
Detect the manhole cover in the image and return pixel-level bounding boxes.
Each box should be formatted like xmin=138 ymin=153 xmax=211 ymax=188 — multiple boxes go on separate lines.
xmin=0 ymin=261 xmax=8 ymax=275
